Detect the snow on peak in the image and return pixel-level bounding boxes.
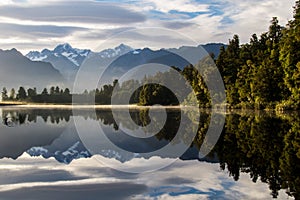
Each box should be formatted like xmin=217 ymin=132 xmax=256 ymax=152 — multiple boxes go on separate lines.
xmin=54 ymin=43 xmax=73 ymax=52
xmin=98 ymin=44 xmax=133 ymax=58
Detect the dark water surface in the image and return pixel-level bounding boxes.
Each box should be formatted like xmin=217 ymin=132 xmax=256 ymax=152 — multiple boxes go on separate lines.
xmin=0 ymin=107 xmax=299 ymax=199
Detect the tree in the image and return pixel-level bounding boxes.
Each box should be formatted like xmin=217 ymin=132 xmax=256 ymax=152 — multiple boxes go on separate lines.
xmin=50 ymin=87 xmax=55 ymax=95
xmin=1 ymin=87 xmax=8 ymax=101
xmin=17 ymin=87 xmax=27 ymax=100
xmin=64 ymin=88 xmax=70 ymax=95
xmin=216 ymin=35 xmax=241 ymax=105
xmin=55 ymin=86 xmax=60 ymax=94
xmin=41 ymin=88 xmax=48 ymax=95
xmin=9 ymin=88 xmax=15 ymax=100
xmin=27 ymin=88 xmax=37 ymax=98
xmin=280 ymin=1 xmax=300 ymax=108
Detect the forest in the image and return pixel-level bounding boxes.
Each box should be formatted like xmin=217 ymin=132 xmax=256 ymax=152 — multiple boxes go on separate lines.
xmin=1 ymin=1 xmax=299 ymax=110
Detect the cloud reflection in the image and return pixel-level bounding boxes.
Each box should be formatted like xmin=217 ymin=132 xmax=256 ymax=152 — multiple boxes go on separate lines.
xmin=0 ymin=154 xmax=289 ymax=199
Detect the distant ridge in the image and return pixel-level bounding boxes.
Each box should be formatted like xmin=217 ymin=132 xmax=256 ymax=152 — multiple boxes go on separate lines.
xmin=25 ymin=43 xmax=225 ymax=87
xmin=0 ymin=48 xmax=65 ymax=90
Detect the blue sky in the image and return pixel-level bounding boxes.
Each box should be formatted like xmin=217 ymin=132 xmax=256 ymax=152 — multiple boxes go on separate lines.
xmin=0 ymin=0 xmax=295 ymax=53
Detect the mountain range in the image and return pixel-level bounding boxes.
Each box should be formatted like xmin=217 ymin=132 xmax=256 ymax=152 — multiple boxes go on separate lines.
xmin=0 ymin=43 xmax=225 ymax=91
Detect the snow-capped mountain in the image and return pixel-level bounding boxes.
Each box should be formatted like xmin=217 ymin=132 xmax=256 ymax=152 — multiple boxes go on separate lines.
xmin=26 ymin=43 xmax=133 ymax=81
xmin=26 ymin=43 xmax=90 ymax=67
xmin=26 ymin=43 xmax=91 ymax=81
xmin=26 ymin=43 xmax=133 ymax=66
xmin=97 ymin=43 xmax=133 ymax=58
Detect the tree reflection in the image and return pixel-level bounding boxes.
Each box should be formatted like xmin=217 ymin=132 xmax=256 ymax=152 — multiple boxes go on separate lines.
xmin=212 ymin=111 xmax=299 ymax=199
xmin=1 ymin=109 xmax=73 ymax=126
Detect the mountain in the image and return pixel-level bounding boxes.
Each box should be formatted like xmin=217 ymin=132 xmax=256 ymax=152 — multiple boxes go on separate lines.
xmin=25 ymin=43 xmax=226 ymax=89
xmin=26 ymin=43 xmax=133 ymax=81
xmin=202 ymin=43 xmax=226 ymax=58
xmin=99 ymin=44 xmax=226 ymax=85
xmin=167 ymin=43 xmax=226 ymax=63
xmin=0 ymin=48 xmax=65 ymax=90
xmin=97 ymin=43 xmax=134 ymax=58
xmin=26 ymin=43 xmax=90 ymax=80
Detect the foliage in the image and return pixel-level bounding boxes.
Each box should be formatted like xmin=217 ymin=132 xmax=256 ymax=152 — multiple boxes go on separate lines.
xmin=215 ymin=2 xmax=300 ymax=110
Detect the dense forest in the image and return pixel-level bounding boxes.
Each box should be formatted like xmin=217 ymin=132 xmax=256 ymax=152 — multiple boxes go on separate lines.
xmin=216 ymin=2 xmax=300 ymax=110
xmin=1 ymin=1 xmax=299 ymax=110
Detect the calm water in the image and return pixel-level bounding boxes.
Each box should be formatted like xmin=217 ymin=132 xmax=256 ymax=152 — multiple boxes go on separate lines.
xmin=0 ymin=107 xmax=299 ymax=200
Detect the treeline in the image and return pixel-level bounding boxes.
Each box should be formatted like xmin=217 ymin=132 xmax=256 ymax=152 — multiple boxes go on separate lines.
xmin=1 ymin=86 xmax=72 ymax=104
xmin=1 ymin=84 xmax=116 ymax=104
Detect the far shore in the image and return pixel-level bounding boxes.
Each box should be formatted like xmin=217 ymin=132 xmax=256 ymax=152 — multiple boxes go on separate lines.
xmin=0 ymin=101 xmax=191 ymax=109
xmin=0 ymin=101 xmax=229 ymax=112
xmin=1 ymin=102 xmax=298 ymax=115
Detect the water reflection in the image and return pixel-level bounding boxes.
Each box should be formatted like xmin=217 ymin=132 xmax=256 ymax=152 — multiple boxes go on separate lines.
xmin=0 ymin=107 xmax=299 ymax=199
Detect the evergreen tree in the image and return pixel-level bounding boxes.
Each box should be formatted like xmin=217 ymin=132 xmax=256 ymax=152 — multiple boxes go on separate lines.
xmin=64 ymin=88 xmax=70 ymax=95
xmin=50 ymin=87 xmax=55 ymax=95
xmin=9 ymin=88 xmax=15 ymax=100
xmin=280 ymin=1 xmax=300 ymax=108
xmin=27 ymin=88 xmax=37 ymax=99
xmin=216 ymin=35 xmax=241 ymax=105
xmin=17 ymin=87 xmax=27 ymax=100
xmin=41 ymin=88 xmax=48 ymax=95
xmin=55 ymin=86 xmax=60 ymax=94
xmin=1 ymin=87 xmax=8 ymax=101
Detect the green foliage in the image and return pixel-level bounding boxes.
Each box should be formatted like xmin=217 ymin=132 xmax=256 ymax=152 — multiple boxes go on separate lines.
xmin=216 ymin=35 xmax=241 ymax=105
xmin=216 ymin=3 xmax=300 ymax=110
xmin=17 ymin=87 xmax=27 ymax=100
xmin=280 ymin=1 xmax=300 ymax=106
xmin=137 ymin=68 xmax=187 ymax=106
xmin=9 ymin=88 xmax=15 ymax=100
xmin=1 ymin=87 xmax=8 ymax=101
xmin=139 ymin=83 xmax=179 ymax=106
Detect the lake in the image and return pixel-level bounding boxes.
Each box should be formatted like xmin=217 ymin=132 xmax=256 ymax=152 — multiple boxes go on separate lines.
xmin=0 ymin=107 xmax=299 ymax=200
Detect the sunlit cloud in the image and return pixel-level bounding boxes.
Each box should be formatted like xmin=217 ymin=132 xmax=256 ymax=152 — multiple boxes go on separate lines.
xmin=139 ymin=0 xmax=210 ymax=13
xmin=0 ymin=0 xmax=295 ymax=53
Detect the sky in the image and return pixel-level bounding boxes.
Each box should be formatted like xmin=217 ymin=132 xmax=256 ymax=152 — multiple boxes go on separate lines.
xmin=0 ymin=0 xmax=295 ymax=54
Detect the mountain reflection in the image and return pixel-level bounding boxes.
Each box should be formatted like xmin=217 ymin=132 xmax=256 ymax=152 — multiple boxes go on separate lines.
xmin=0 ymin=108 xmax=299 ymax=199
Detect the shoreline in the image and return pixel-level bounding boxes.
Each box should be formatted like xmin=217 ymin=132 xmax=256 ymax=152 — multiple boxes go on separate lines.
xmin=0 ymin=102 xmax=298 ymax=113
xmin=0 ymin=102 xmax=26 ymax=106
xmin=0 ymin=102 xmax=225 ymax=112
xmin=0 ymin=102 xmax=192 ymax=109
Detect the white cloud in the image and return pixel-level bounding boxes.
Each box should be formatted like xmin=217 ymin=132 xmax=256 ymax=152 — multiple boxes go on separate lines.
xmin=0 ymin=1 xmax=146 ymax=24
xmin=220 ymin=0 xmax=295 ymax=42
xmin=138 ymin=0 xmax=210 ymax=13
xmin=0 ymin=0 xmax=296 ymax=53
